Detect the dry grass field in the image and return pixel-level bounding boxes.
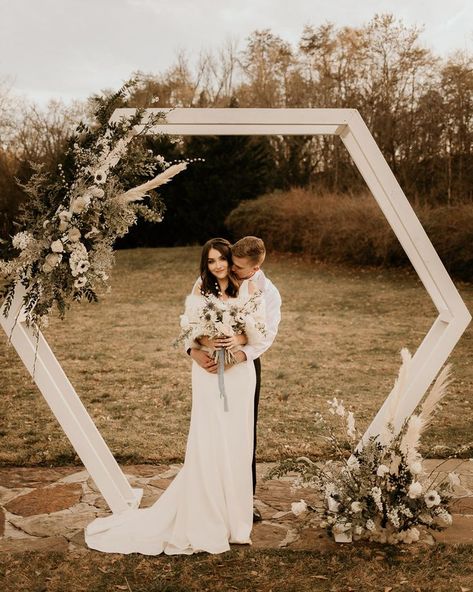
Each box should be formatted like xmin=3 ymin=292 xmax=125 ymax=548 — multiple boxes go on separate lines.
xmin=3 ymin=545 xmax=473 ymax=592
xmin=0 ymin=246 xmax=472 ymax=467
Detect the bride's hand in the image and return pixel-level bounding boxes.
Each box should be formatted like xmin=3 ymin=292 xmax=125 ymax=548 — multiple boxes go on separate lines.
xmin=214 ymin=334 xmax=247 ymax=350
xmin=198 ymin=335 xmax=221 ymax=349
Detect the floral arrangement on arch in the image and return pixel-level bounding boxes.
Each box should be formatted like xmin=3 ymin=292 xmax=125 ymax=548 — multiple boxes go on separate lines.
xmin=0 ymin=80 xmax=187 ymax=328
xmin=268 ymin=349 xmax=465 ymax=545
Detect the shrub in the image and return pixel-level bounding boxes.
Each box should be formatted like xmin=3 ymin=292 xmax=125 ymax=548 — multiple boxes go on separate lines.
xmin=225 ymin=188 xmax=473 ymax=281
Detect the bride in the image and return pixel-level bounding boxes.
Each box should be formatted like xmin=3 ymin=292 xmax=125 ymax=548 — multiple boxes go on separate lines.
xmin=85 ymin=238 xmax=265 ymax=555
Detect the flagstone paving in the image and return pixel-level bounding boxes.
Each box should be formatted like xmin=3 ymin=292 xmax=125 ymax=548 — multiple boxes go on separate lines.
xmin=0 ymin=460 xmax=472 ymax=553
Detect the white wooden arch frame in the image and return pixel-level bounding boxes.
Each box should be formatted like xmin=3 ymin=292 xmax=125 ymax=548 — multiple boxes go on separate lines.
xmin=1 ymin=108 xmax=471 ymax=515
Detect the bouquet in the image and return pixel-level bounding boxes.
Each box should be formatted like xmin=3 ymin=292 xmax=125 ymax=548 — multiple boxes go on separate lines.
xmin=268 ymin=349 xmax=464 ymax=544
xmin=176 ymin=290 xmax=266 ymax=411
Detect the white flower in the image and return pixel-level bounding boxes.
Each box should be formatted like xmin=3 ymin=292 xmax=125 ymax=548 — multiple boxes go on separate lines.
xmin=89 ymin=186 xmax=105 ymax=198
xmin=94 ymin=169 xmax=108 ymax=184
xmin=424 ymin=490 xmax=441 ymax=508
xmin=408 ymin=481 xmax=423 ymax=498
xmin=291 ymin=500 xmax=308 ymax=517
xmin=409 ymin=461 xmax=423 ymax=475
xmin=42 ymin=252 xmax=61 ymax=273
xmin=324 ymin=482 xmax=337 ymax=497
xmin=399 ymin=505 xmax=413 ymax=518
xmin=398 ymin=527 xmax=420 ymax=544
xmin=69 ymin=242 xmax=89 ymax=276
xmin=434 ymin=508 xmax=453 ymax=526
xmin=68 ymin=227 xmax=81 ymax=242
xmin=387 ymin=508 xmax=400 ymax=528
xmin=58 ymin=209 xmax=72 ymax=231
xmin=376 ymin=464 xmax=390 ymax=478
xmin=448 ymin=472 xmax=461 ymax=487
xmin=51 ymin=239 xmax=64 ymax=253
xmin=71 ymin=194 xmax=91 ymax=214
xmin=366 ymin=519 xmax=376 ymax=532
xmin=74 ymin=276 xmax=87 ymax=289
xmin=46 ymin=252 xmax=61 ymax=265
xmin=327 ymin=496 xmax=340 ymax=513
xmin=350 ymin=501 xmax=362 ymax=513
xmin=76 ymin=260 xmax=90 ymax=274
xmin=370 ymin=486 xmax=383 ymax=511
xmin=346 ymin=456 xmax=360 ymax=471
xmin=12 ymin=231 xmax=33 ymax=250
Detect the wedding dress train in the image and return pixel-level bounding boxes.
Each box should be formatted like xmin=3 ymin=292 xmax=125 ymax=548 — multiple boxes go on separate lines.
xmin=85 ymin=284 xmax=259 ymax=555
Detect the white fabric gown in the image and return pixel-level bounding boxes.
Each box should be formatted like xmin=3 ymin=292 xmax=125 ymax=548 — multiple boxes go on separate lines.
xmin=85 ymin=281 xmax=261 ymax=555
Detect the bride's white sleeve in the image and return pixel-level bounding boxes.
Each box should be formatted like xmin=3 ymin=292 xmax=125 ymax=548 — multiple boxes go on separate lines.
xmin=180 ymin=293 xmax=204 ymax=352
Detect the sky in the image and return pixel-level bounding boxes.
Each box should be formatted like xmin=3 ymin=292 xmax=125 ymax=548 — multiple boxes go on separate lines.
xmin=0 ymin=0 xmax=472 ymax=106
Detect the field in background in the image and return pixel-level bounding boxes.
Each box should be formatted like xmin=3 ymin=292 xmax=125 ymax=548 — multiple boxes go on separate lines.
xmin=0 ymin=247 xmax=472 ymax=466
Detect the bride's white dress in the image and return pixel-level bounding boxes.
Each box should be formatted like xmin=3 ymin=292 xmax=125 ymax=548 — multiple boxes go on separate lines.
xmin=85 ymin=280 xmax=263 ymax=555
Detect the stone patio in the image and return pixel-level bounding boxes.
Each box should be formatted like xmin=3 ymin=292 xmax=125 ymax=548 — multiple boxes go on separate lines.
xmin=0 ymin=460 xmax=473 ymax=553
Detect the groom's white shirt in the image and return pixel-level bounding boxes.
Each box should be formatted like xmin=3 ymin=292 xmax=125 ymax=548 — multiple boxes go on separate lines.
xmin=241 ymin=269 xmax=281 ymax=362
xmin=189 ymin=270 xmax=281 ymax=361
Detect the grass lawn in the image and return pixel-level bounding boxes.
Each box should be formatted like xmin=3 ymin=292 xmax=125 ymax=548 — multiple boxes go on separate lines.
xmin=1 ymin=246 xmax=472 ymax=466
xmin=2 ymin=545 xmax=473 ymax=591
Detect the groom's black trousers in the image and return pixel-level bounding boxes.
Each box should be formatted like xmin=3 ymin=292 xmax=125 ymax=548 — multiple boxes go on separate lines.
xmin=252 ymin=357 xmax=262 ymax=494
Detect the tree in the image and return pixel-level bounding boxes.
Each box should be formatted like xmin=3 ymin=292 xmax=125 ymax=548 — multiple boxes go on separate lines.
xmin=239 ymin=29 xmax=294 ymax=107
xmin=440 ymin=52 xmax=473 ymax=202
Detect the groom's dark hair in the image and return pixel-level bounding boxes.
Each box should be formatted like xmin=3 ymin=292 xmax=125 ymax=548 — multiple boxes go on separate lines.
xmin=232 ymin=236 xmax=266 ymax=266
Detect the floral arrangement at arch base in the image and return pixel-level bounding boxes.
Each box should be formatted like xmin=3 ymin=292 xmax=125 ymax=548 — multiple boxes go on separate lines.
xmin=268 ymin=349 xmax=465 ymax=545
xmin=0 ymin=80 xmax=188 ymax=329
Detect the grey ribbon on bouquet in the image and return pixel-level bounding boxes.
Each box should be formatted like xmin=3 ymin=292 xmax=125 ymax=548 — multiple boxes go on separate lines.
xmin=217 ymin=349 xmax=229 ymax=412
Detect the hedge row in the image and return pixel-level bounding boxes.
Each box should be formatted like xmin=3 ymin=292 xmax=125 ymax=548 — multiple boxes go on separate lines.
xmin=225 ymin=188 xmax=473 ymax=281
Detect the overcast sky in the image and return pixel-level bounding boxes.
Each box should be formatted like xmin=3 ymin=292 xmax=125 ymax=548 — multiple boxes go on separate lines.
xmin=1 ymin=0 xmax=471 ymax=106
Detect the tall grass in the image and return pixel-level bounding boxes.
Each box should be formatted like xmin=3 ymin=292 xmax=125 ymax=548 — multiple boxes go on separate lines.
xmin=226 ymin=188 xmax=473 ymax=281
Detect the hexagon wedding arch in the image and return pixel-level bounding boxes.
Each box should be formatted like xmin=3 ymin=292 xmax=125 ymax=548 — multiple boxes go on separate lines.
xmin=1 ymin=108 xmax=471 ymax=515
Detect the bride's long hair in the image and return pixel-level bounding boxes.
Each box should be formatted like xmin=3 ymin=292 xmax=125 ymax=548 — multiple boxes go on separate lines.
xmin=199 ymin=238 xmax=239 ymax=298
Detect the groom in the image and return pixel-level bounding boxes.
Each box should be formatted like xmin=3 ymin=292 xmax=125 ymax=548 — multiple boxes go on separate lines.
xmin=189 ymin=236 xmax=282 ymax=521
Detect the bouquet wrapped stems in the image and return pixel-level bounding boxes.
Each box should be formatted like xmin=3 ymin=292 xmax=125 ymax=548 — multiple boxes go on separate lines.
xmin=213 ymin=336 xmax=240 ymax=413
